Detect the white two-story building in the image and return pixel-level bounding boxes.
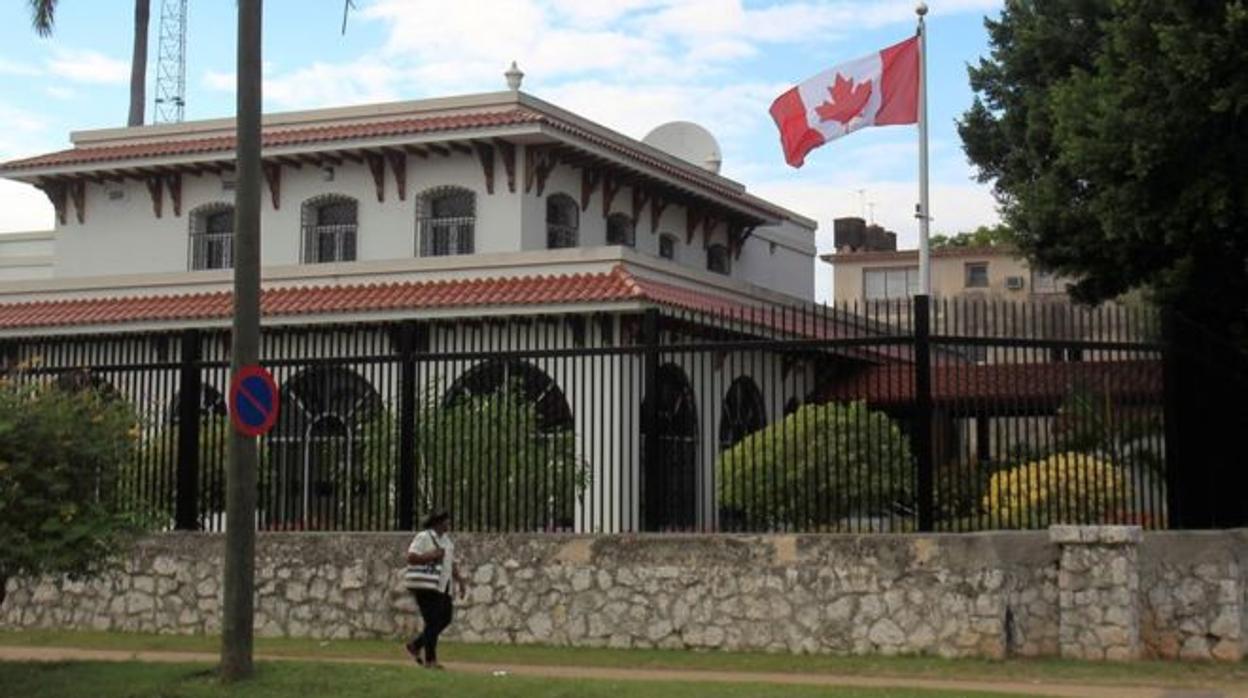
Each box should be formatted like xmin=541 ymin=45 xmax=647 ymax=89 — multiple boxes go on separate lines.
xmin=0 ymin=81 xmax=851 ymax=534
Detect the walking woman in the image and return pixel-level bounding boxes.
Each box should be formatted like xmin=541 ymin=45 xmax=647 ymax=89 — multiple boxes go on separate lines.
xmin=403 ymin=511 xmax=466 ymax=669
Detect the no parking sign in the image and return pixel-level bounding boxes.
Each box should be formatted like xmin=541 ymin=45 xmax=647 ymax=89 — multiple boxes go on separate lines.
xmin=229 ymin=365 xmax=280 ymax=437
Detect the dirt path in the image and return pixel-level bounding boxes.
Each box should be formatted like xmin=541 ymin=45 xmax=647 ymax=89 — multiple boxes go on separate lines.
xmin=0 ymin=645 xmax=1241 ymax=698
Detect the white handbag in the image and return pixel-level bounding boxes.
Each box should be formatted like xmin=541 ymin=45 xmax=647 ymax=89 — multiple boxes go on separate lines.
xmin=403 ymin=531 xmax=443 ymax=592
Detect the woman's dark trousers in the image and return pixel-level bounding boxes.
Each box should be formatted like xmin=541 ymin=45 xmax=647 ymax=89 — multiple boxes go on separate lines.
xmin=408 ymin=590 xmax=453 ymax=663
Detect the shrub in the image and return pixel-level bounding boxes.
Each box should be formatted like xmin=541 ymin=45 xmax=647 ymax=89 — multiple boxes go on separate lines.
xmin=415 ymin=382 xmax=587 ymax=531
xmin=0 ymin=374 xmax=146 ymax=605
xmin=983 ymin=451 xmax=1130 ymax=527
xmin=716 ymin=401 xmax=913 ymax=530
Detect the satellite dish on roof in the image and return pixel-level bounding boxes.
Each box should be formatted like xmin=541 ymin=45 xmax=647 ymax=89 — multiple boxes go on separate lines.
xmin=643 ymin=121 xmax=722 ymax=174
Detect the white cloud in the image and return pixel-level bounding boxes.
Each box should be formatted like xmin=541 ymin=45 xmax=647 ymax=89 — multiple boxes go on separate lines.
xmin=46 ymin=48 xmax=129 ymax=84
xmin=0 ymin=180 xmax=54 ymax=233
xmin=45 ymin=86 xmax=76 ymax=100
xmin=0 ymin=57 xmax=41 ymax=77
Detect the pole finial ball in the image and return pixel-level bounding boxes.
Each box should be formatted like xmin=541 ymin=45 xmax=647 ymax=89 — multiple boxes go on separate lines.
xmin=916 ymin=1 xmax=929 ymax=16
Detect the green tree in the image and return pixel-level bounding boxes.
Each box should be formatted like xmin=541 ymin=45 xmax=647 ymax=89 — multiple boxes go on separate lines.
xmin=930 ymin=223 xmax=1014 ymax=249
xmin=0 ymin=375 xmax=145 ymax=607
xmin=28 ymin=0 xmax=151 ymax=127
xmin=716 ymin=402 xmax=913 ymax=530
xmin=415 ymin=382 xmax=587 ymax=531
xmin=959 ymin=1 xmax=1248 ymax=341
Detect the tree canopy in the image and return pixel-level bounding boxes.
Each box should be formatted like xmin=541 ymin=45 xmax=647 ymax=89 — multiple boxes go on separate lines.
xmin=959 ymin=0 xmax=1248 ymax=340
xmin=930 ymin=223 xmax=1014 ymax=249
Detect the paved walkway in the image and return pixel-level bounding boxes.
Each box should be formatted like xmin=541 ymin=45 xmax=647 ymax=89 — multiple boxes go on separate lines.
xmin=1 ymin=645 xmax=1243 ymax=698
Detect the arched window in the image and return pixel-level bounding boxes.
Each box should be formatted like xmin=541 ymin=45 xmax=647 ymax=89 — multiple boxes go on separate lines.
xmin=270 ymin=367 xmax=382 ymax=529
xmin=546 ymin=194 xmax=579 ymax=249
xmin=640 ymin=364 xmax=699 ymax=531
xmin=606 ymin=213 xmax=635 ymax=247
xmin=188 ymin=203 xmax=234 ymax=270
xmin=659 ymin=233 xmax=677 ymax=260
xmin=416 ymin=187 xmax=475 ymax=256
xmin=302 ymin=195 xmax=358 ymax=263
xmin=706 ymin=243 xmax=731 ymax=275
xmin=444 ymin=360 xmax=573 ymax=433
xmin=719 ymin=376 xmax=767 ymax=451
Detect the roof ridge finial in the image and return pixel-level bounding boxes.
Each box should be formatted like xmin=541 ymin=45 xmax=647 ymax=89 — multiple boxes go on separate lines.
xmin=505 ymin=61 xmax=524 ymax=92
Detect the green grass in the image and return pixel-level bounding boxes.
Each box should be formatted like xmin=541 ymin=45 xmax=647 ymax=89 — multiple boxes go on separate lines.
xmin=1 ymin=629 xmax=1245 ymax=690
xmin=0 ymin=660 xmax=1041 ymax=698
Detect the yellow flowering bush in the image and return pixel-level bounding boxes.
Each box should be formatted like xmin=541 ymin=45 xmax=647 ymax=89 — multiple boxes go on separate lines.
xmin=983 ymin=452 xmax=1130 ymax=527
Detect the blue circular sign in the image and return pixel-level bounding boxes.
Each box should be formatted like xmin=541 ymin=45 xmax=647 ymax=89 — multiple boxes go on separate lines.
xmin=229 ymin=365 xmax=279 ymax=437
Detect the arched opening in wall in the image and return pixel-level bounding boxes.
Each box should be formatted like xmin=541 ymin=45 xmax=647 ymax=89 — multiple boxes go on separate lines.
xmin=640 ymin=363 xmax=698 ymax=531
xmin=416 ymin=186 xmax=475 ymax=256
xmin=546 ymin=193 xmax=579 ymax=249
xmin=719 ymin=376 xmax=767 ymax=452
xmin=431 ymin=360 xmax=577 ymax=531
xmin=606 ymin=212 xmax=635 ymax=247
xmin=717 ymin=376 xmax=768 ymax=532
xmin=302 ymin=195 xmax=358 ymax=263
xmin=270 ymin=367 xmax=383 ymax=530
xmin=188 ymin=203 xmax=234 ymax=270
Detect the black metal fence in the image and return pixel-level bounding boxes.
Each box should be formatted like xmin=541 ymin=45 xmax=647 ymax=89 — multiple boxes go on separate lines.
xmin=3 ymin=296 xmax=1242 ymax=534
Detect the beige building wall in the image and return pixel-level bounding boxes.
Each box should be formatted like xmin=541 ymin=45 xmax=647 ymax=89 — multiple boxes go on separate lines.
xmin=826 ymin=247 xmax=1067 ymax=304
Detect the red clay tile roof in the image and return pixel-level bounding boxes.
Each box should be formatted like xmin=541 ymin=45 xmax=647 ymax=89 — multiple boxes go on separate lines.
xmin=0 ymin=106 xmax=788 ymax=221
xmin=823 ymin=360 xmax=1162 ymax=408
xmin=0 ymin=266 xmax=814 ymax=331
xmin=0 ymin=110 xmax=543 ymax=171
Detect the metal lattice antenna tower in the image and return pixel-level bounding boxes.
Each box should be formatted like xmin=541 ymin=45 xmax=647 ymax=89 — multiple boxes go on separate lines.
xmin=154 ymin=0 xmax=188 ymax=124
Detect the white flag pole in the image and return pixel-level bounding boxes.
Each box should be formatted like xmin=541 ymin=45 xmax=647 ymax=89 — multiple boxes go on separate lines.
xmin=916 ymin=1 xmax=931 ymax=296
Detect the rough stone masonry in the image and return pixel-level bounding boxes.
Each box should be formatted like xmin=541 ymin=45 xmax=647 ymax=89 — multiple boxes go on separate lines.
xmin=2 ymin=527 xmax=1245 ymax=661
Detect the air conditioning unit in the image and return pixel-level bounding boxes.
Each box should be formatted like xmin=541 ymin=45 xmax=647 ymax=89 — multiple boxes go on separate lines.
xmin=1005 ymin=276 xmax=1025 ymax=290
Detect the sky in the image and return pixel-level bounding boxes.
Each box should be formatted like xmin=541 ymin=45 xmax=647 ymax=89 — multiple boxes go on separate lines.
xmin=0 ymin=0 xmax=1004 ymax=300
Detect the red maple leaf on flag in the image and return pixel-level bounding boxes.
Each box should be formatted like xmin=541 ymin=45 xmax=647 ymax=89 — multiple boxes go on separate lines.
xmin=815 ymin=74 xmax=873 ymax=125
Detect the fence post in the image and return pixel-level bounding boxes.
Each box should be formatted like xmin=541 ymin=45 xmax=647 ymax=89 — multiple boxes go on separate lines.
xmin=641 ymin=308 xmax=660 ymax=532
xmin=913 ymin=295 xmax=935 ymax=532
xmin=174 ymin=329 xmax=201 ymax=531
xmin=396 ymin=321 xmax=421 ymax=531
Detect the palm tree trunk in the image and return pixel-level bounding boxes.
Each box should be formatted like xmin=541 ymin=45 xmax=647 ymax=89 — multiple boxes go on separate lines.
xmin=128 ymin=0 xmax=151 ymax=127
xmin=220 ymin=0 xmax=262 ymax=683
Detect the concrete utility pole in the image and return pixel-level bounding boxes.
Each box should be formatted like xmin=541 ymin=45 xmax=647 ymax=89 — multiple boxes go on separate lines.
xmin=220 ymin=0 xmax=262 ymax=682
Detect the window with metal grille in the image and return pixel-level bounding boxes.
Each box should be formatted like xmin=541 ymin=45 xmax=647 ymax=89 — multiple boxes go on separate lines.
xmin=188 ymin=203 xmax=234 ymax=271
xmin=706 ymin=243 xmax=731 ymax=275
xmin=965 ymin=262 xmax=990 ymax=288
xmin=546 ymin=194 xmax=579 ymax=249
xmin=659 ymin=234 xmax=676 ymax=260
xmin=606 ymin=213 xmax=635 ymax=247
xmin=417 ymin=187 xmax=475 ymax=256
xmin=302 ymin=195 xmax=358 ymax=264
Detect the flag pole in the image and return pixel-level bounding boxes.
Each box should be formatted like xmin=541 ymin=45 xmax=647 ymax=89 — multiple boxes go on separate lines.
xmin=916 ymin=1 xmax=931 ymax=296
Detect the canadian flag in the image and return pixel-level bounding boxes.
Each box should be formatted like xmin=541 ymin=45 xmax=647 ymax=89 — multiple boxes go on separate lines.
xmin=769 ymin=36 xmax=920 ymax=168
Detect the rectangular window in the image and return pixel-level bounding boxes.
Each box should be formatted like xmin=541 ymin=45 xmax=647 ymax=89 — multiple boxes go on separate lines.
xmin=863 ymin=266 xmax=918 ymax=300
xmin=1031 ymin=269 xmax=1062 ymax=294
xmin=659 ymin=235 xmax=675 ymax=260
xmin=965 ymin=262 xmax=989 ymax=288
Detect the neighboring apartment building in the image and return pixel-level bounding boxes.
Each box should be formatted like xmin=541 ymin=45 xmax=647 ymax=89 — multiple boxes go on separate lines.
xmin=822 ymin=218 xmax=1068 ymax=305
xmin=0 ymin=83 xmax=838 ymax=532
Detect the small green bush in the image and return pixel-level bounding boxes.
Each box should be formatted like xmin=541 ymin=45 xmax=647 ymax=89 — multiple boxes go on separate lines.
xmin=415 ymin=382 xmax=587 ymax=531
xmin=716 ymin=401 xmax=913 ymax=529
xmin=0 ymin=374 xmax=147 ymax=605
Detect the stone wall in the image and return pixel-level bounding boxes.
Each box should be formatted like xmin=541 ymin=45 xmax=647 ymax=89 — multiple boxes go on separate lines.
xmin=2 ymin=528 xmax=1244 ymax=661
xmin=1138 ymin=530 xmax=1248 ymax=661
